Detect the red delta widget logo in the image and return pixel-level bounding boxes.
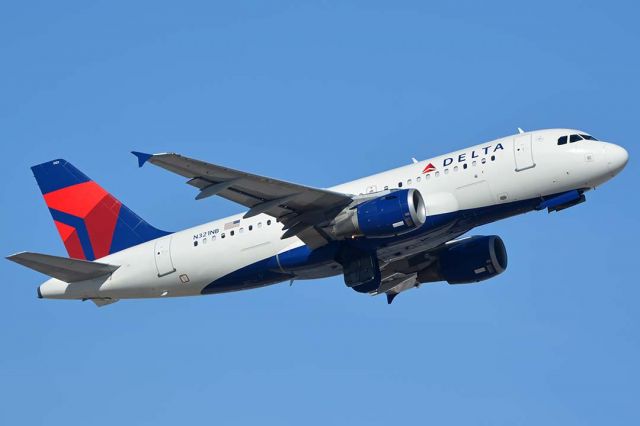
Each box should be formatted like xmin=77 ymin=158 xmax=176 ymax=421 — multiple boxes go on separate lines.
xmin=422 ymin=163 xmax=436 ymax=173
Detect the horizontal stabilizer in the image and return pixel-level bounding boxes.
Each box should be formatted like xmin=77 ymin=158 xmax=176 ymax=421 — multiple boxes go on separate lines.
xmin=7 ymin=252 xmax=119 ymax=283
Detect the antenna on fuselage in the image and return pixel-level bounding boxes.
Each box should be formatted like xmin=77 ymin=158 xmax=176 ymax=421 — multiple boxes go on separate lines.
xmin=517 ymin=127 xmax=525 ymax=134
xmin=411 ymin=157 xmax=418 ymax=164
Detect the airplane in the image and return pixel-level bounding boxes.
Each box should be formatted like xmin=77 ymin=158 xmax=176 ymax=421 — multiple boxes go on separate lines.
xmin=7 ymin=128 xmax=629 ymax=306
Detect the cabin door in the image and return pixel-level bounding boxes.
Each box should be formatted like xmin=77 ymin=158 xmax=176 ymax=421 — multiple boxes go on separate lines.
xmin=154 ymin=237 xmax=176 ymax=277
xmin=513 ymin=134 xmax=535 ymax=171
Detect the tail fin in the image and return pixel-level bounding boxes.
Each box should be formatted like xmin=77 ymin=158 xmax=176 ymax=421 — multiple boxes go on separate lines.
xmin=31 ymin=159 xmax=169 ymax=260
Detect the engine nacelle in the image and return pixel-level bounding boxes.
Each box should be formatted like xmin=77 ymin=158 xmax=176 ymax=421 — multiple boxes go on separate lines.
xmin=332 ymin=189 xmax=427 ymax=238
xmin=417 ymin=235 xmax=508 ymax=284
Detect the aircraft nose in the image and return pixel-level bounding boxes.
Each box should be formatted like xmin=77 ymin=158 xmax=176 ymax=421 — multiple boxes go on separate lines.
xmin=606 ymin=143 xmax=629 ymax=174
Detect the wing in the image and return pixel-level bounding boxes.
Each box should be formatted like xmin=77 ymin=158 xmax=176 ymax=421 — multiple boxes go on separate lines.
xmin=373 ymin=247 xmax=438 ymax=303
xmin=132 ymin=152 xmax=353 ymax=248
xmin=373 ymin=232 xmax=469 ymax=303
xmin=376 ymin=272 xmax=419 ymax=304
xmin=7 ymin=251 xmax=119 ymax=283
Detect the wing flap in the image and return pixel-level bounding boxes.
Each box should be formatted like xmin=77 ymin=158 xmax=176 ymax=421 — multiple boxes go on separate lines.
xmin=7 ymin=252 xmax=119 ymax=283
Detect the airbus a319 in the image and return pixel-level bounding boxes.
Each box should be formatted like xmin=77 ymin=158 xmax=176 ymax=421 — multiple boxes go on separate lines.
xmin=7 ymin=129 xmax=628 ymax=306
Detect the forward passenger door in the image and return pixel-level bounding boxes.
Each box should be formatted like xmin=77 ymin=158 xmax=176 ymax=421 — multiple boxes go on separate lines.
xmin=513 ymin=134 xmax=535 ymax=171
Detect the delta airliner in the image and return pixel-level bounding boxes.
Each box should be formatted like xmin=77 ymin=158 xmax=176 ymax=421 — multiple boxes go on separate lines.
xmin=7 ymin=129 xmax=628 ymax=306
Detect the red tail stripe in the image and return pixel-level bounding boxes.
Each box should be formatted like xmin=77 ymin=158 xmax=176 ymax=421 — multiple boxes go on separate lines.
xmin=84 ymin=196 xmax=122 ymax=259
xmin=43 ymin=181 xmax=109 ymax=218
xmin=54 ymin=220 xmax=85 ymax=259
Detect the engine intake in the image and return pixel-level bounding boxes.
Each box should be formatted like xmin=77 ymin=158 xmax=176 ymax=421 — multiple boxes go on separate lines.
xmin=332 ymin=189 xmax=427 ymax=238
xmin=417 ymin=235 xmax=508 ymax=284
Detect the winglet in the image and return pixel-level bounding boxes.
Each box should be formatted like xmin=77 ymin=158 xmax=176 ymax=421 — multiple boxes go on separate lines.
xmin=131 ymin=151 xmax=153 ymax=168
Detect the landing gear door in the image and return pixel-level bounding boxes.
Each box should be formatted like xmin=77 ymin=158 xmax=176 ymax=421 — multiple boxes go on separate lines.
xmin=514 ymin=134 xmax=535 ymax=171
xmin=154 ymin=237 xmax=176 ymax=277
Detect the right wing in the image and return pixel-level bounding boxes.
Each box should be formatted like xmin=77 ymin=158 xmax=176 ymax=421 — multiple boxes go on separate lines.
xmin=373 ymin=232 xmax=467 ymax=303
xmin=374 ymin=249 xmax=437 ymax=304
xmin=6 ymin=252 xmax=119 ymax=283
xmin=133 ymin=151 xmax=354 ymax=248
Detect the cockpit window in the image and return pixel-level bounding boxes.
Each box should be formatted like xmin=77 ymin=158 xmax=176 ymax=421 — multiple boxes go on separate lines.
xmin=558 ymin=133 xmax=599 ymax=146
xmin=580 ymin=134 xmax=598 ymax=141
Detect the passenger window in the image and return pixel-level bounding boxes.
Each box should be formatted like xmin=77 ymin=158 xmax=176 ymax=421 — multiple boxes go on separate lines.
xmin=193 ymin=241 xmax=198 ymax=247
xmin=444 ymin=169 xmax=449 ymax=174
xmin=481 ymin=158 xmax=486 ymax=164
xmin=407 ymin=179 xmax=412 ymax=185
xmin=267 ymin=220 xmax=272 ymax=226
xmin=454 ymin=166 xmax=458 ymax=172
xmin=435 ymin=171 xmax=440 ymax=177
xmin=569 ymin=134 xmax=583 ymax=143
xmin=463 ymin=163 xmax=468 ymax=169
xmin=230 ymin=230 xmax=234 ymax=236
xmin=212 ymin=235 xmax=216 ymax=241
xmin=491 ymin=155 xmax=495 ymax=161
xmin=416 ymin=176 xmax=421 ymax=182
xmin=257 ymin=222 xmax=262 ymax=229
xmin=558 ymin=136 xmax=568 ymax=145
xmin=249 ymin=225 xmax=253 ymax=231
xmin=426 ymin=174 xmax=431 ymax=180
xmin=221 ymin=233 xmax=226 ymax=238
xmin=398 ymin=182 xmax=403 ymax=188
xmin=472 ymin=161 xmax=477 ymax=167
xmin=384 ymin=185 xmax=389 ymax=190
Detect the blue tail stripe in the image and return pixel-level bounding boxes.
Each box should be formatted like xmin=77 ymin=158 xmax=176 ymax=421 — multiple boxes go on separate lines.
xmin=49 ymin=209 xmax=96 ymax=261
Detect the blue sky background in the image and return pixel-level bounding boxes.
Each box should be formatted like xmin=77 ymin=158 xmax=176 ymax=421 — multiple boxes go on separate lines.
xmin=1 ymin=1 xmax=638 ymax=424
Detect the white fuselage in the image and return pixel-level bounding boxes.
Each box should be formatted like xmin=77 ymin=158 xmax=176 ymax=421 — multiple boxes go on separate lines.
xmin=38 ymin=129 xmax=628 ymax=301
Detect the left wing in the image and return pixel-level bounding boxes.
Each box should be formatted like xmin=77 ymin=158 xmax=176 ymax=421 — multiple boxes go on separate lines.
xmin=132 ymin=152 xmax=353 ymax=248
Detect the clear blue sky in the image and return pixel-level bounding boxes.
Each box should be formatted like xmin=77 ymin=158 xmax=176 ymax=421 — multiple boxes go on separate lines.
xmin=1 ymin=1 xmax=638 ymax=424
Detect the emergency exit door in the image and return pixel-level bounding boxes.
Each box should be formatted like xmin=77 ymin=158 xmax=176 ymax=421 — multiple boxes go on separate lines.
xmin=513 ymin=134 xmax=535 ymax=171
xmin=154 ymin=237 xmax=176 ymax=277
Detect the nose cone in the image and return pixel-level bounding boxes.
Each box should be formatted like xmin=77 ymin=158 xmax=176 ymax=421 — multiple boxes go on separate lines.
xmin=607 ymin=144 xmax=629 ymax=175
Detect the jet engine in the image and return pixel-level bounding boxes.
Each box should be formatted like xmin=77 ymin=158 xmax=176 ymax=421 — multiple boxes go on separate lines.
xmin=332 ymin=189 xmax=427 ymax=238
xmin=418 ymin=235 xmax=508 ymax=284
